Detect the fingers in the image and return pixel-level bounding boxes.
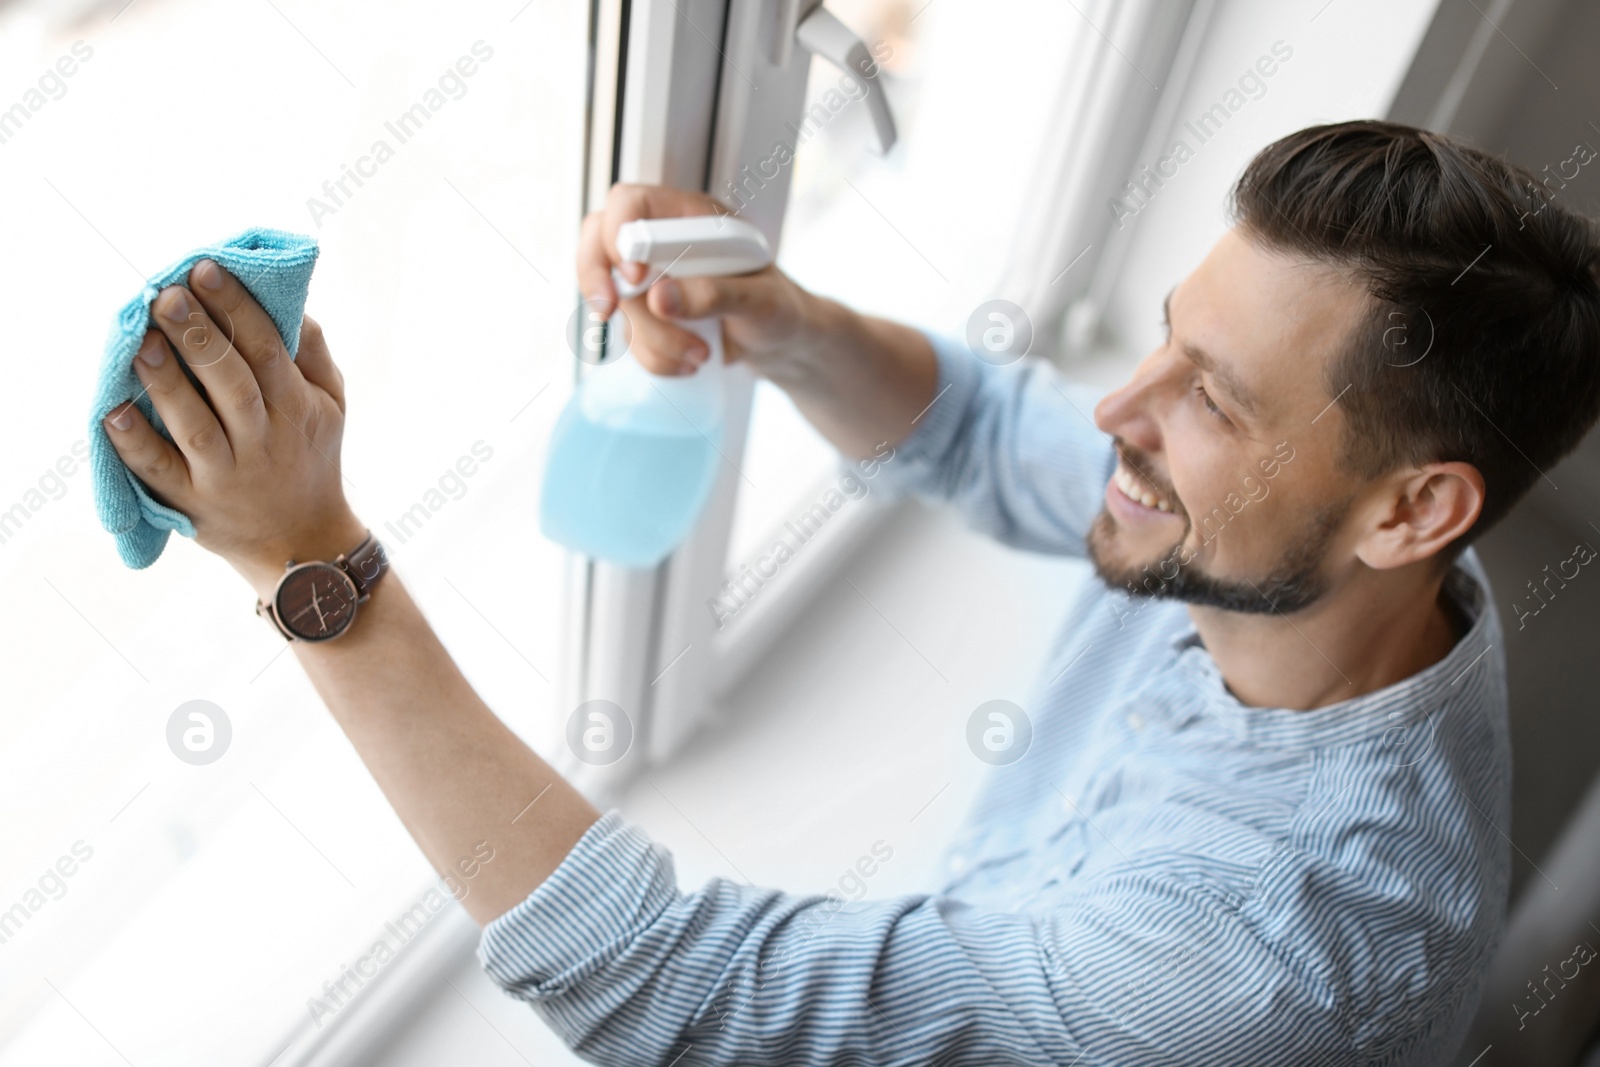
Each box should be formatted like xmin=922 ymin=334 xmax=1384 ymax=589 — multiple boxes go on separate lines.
xmin=187 ymin=259 xmax=301 ymax=417
xmin=129 ymin=329 xmax=233 ymax=468
xmin=628 ymin=272 xmax=784 ymax=374
xmin=102 ymin=394 xmax=194 ymax=507
xmin=293 ymin=315 xmax=345 ymax=415
xmin=577 ymin=211 xmax=618 ymax=316
xmin=151 ymin=282 xmax=266 ymax=449
xmin=577 ymin=182 xmax=796 ymax=376
xmin=577 ymin=182 xmax=731 ymax=316
xmin=626 ymin=305 xmax=709 ymax=375
xmin=647 ymin=272 xmax=776 ymax=325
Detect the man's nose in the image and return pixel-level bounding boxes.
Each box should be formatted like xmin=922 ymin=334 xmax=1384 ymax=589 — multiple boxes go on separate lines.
xmin=1093 ymin=354 xmax=1164 ymax=453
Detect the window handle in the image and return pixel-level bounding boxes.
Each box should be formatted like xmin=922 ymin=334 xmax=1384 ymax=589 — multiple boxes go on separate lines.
xmin=793 ymin=4 xmax=898 ymax=155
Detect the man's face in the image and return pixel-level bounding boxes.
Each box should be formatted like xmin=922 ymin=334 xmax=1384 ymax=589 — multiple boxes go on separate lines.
xmin=1087 ymin=228 xmax=1368 ymax=614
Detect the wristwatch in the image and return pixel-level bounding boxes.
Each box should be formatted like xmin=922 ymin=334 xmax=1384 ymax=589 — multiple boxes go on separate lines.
xmin=256 ymin=530 xmax=390 ymax=642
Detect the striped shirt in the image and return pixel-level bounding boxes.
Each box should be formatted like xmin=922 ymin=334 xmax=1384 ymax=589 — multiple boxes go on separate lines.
xmin=479 ymin=328 xmax=1511 ymax=1065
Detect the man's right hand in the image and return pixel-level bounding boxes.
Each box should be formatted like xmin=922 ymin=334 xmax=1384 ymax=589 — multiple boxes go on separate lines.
xmin=578 ymin=181 xmax=938 ymax=459
xmin=577 ymin=183 xmax=827 ymax=377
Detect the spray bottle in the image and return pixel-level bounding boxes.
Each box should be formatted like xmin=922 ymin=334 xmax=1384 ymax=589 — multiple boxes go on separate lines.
xmin=540 ymin=215 xmax=773 ymax=567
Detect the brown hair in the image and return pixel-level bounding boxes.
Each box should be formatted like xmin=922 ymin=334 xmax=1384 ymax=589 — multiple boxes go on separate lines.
xmin=1229 ymin=120 xmax=1600 ymax=554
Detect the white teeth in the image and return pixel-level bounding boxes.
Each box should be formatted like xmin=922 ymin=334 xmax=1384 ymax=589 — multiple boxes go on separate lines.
xmin=1114 ymin=464 xmax=1173 ymax=513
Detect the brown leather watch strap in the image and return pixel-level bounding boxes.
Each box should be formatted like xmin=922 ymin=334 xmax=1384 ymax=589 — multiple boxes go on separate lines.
xmin=337 ymin=532 xmax=390 ymax=601
xmin=254 ymin=530 xmax=390 ymax=643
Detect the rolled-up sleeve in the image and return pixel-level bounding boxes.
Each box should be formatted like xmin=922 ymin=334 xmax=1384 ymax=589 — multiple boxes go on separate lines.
xmin=866 ymin=328 xmax=1116 ymax=558
xmin=477 ymin=811 xmax=1353 ymax=1066
xmin=478 ymin=811 xmax=1076 ymax=1065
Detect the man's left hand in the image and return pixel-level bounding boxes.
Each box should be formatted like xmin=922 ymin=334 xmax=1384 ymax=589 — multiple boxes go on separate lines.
xmin=102 ymin=259 xmax=366 ymax=595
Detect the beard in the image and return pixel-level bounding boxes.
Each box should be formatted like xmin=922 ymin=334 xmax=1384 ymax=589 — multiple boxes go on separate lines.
xmin=1085 ymin=494 xmax=1349 ymax=615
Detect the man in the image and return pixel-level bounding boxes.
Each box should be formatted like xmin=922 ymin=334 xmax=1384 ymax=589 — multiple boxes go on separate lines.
xmin=102 ymin=120 xmax=1600 ymax=1063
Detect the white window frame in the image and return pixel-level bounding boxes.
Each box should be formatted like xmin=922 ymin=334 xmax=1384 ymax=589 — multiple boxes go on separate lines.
xmin=572 ymin=0 xmax=823 ymax=777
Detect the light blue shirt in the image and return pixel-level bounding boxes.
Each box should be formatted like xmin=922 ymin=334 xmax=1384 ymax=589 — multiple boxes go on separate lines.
xmin=479 ymin=328 xmax=1511 ymax=1065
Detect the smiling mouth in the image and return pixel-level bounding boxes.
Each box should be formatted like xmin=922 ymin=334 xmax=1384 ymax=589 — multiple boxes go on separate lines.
xmin=1113 ymin=462 xmax=1175 ymax=512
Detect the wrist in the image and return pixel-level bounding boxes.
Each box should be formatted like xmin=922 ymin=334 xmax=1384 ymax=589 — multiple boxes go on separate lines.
xmin=234 ymin=511 xmax=374 ymax=600
xmin=765 ymin=292 xmax=854 ymax=389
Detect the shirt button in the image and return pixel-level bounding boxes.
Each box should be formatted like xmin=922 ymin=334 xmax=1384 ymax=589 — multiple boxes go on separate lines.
xmin=1127 ymin=712 xmax=1145 ymax=731
xmin=947 ymin=854 xmax=966 ymax=874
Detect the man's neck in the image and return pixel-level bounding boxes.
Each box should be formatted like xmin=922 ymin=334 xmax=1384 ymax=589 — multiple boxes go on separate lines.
xmin=1187 ymin=565 xmax=1463 ymax=711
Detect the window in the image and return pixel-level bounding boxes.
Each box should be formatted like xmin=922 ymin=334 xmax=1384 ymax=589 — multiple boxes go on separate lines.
xmin=0 ymin=2 xmax=587 ymax=1062
xmin=723 ymin=0 xmax=1121 ymax=662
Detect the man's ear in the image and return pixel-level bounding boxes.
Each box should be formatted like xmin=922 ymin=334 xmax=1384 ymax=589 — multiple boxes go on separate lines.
xmin=1354 ymin=461 xmax=1485 ymax=570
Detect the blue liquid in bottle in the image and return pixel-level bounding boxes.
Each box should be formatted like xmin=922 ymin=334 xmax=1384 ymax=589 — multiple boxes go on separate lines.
xmin=539 ymin=396 xmax=722 ymax=569
xmin=541 ymin=214 xmax=769 ymax=568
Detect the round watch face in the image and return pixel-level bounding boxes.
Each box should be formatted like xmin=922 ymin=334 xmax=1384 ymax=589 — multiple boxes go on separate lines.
xmin=275 ymin=562 xmax=360 ymax=641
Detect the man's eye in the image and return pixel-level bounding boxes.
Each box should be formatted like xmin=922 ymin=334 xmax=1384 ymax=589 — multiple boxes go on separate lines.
xmin=1194 ymin=382 xmax=1229 ymax=422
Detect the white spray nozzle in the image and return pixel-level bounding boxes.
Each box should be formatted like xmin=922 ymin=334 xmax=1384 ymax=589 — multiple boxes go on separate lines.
xmin=613 ymin=215 xmax=772 ymax=298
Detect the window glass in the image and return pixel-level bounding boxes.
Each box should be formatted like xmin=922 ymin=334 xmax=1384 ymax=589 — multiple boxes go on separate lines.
xmin=0 ymin=2 xmax=585 ymax=1062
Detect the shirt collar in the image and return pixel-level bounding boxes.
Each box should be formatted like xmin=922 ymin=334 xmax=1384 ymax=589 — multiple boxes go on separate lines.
xmin=1159 ymin=549 xmax=1500 ymax=750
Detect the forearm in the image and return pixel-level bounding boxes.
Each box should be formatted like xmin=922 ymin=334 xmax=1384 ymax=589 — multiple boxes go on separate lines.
xmin=102 ymin=260 xmax=588 ymax=928
xmin=765 ymin=295 xmax=940 ymax=460
xmin=242 ymin=544 xmax=600 ymax=926
xmin=252 ymin=304 xmax=931 ymax=927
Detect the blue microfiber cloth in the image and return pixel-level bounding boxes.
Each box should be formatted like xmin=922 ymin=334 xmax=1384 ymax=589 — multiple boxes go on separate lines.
xmin=89 ymin=228 xmax=320 ymax=569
